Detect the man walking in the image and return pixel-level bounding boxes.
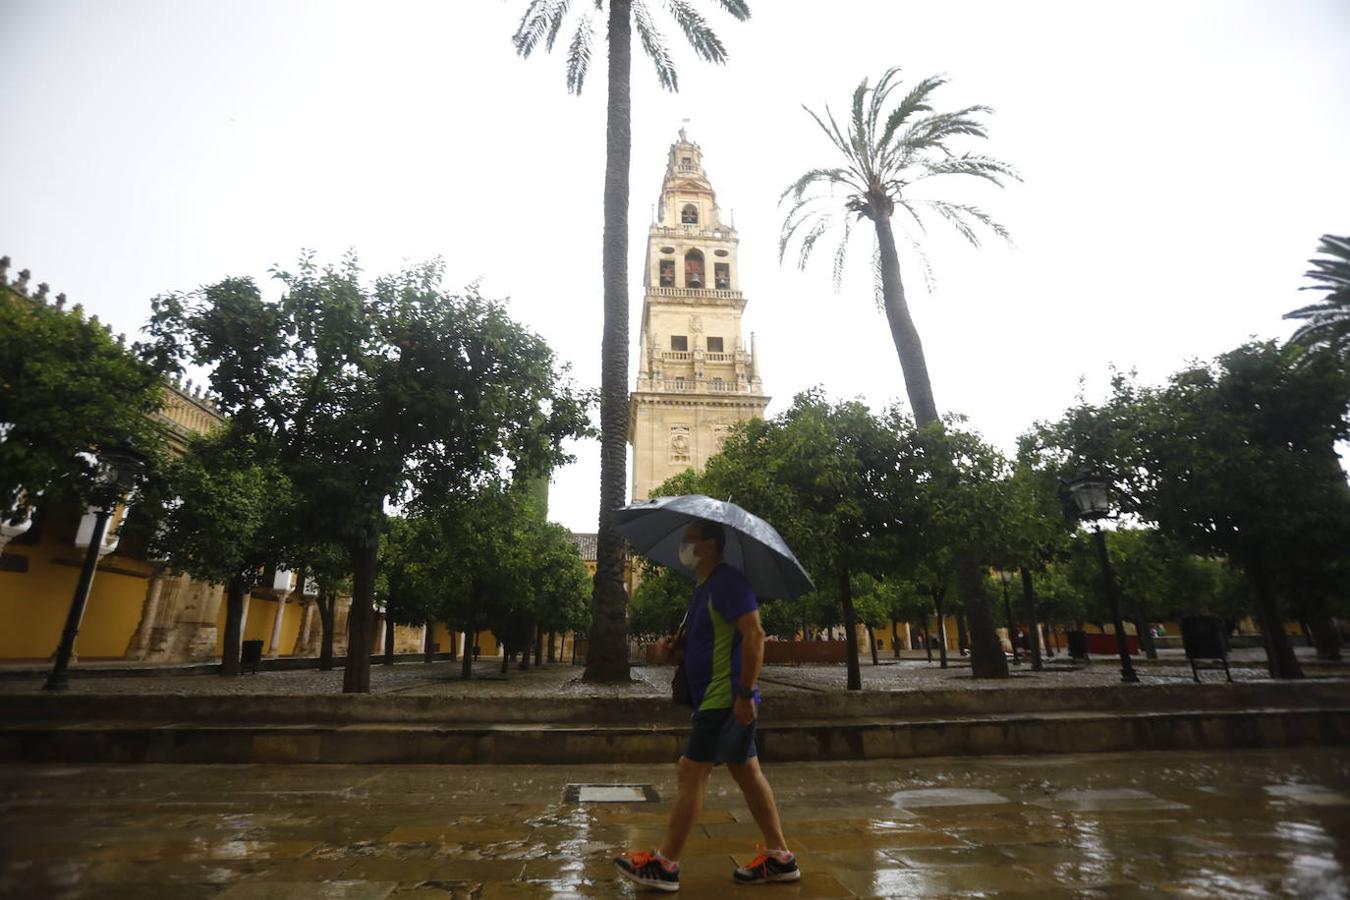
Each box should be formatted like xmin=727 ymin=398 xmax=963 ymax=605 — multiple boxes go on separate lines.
xmin=614 ymin=519 xmax=799 ymax=891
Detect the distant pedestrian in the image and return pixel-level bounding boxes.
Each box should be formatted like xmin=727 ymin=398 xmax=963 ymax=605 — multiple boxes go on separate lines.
xmin=613 ymin=519 xmax=798 ymax=892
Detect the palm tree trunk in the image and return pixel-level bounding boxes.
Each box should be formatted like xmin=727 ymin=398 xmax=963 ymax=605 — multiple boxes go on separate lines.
xmin=890 ymin=619 xmax=900 ymax=658
xmin=874 ymin=214 xmax=1005 ymax=677
xmin=873 ymin=215 xmax=939 ymax=427
xmin=382 ymin=613 xmax=396 ymax=666
xmin=585 ymin=0 xmax=634 ymax=684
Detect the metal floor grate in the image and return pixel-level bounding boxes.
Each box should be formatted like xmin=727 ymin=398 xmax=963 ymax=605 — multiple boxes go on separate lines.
xmin=564 ymin=783 xmax=661 ymax=803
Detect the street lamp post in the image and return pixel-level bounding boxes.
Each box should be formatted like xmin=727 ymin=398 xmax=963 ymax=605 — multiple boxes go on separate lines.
xmin=1062 ymin=475 xmax=1139 ymax=684
xmin=997 ymin=569 xmax=1019 ymax=665
xmin=44 ymin=447 xmax=146 ymax=692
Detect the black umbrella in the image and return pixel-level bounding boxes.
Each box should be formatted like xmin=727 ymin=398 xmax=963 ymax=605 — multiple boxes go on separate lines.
xmin=613 ymin=494 xmax=814 ymax=599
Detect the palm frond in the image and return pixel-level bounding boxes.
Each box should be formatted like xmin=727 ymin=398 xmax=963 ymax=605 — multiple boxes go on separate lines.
xmin=893 ymin=196 xmax=928 ymax=235
xmin=802 ymin=103 xmax=854 ymax=160
xmin=564 ymin=12 xmax=596 ymax=95
xmin=544 ymin=0 xmax=573 ymax=50
xmin=663 ymin=0 xmax=730 ymax=64
xmin=513 ymin=0 xmax=565 ymax=57
xmin=899 ymin=228 xmax=937 ymax=294
xmin=877 ymin=74 xmax=944 ymax=154
xmin=778 ymin=166 xmax=855 ymax=204
xmin=795 ymin=218 xmax=833 ymax=272
xmin=633 ymin=0 xmax=679 ymax=91
xmin=922 ymin=199 xmax=1011 ymax=247
xmin=1286 ymin=234 xmax=1350 ymax=363
xmin=711 ymin=0 xmax=751 ymax=21
xmin=832 ymin=214 xmax=855 ymax=293
xmin=911 ymin=153 xmax=1020 ymax=188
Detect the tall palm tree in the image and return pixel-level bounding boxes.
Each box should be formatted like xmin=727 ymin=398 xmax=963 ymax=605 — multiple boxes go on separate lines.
xmin=780 ymin=68 xmax=1018 ymax=678
xmin=1286 ymin=234 xmax=1350 ymax=368
xmin=512 ymin=1 xmax=750 ymax=682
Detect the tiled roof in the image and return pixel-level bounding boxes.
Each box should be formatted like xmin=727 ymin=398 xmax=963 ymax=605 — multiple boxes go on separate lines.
xmin=568 ymin=532 xmax=598 ymax=561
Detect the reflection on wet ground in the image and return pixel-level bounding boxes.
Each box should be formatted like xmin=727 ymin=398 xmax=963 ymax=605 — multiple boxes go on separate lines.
xmin=1 ymin=748 xmax=1347 ymax=898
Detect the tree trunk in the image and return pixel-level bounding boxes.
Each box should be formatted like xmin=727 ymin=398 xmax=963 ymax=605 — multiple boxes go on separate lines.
xmin=501 ymin=640 xmax=510 ymax=675
xmin=547 ymin=630 xmax=557 ymax=663
xmin=933 ymin=589 xmax=948 ymax=670
xmin=890 ymin=619 xmax=901 ymax=659
xmin=317 ymin=589 xmax=335 ymax=671
xmin=838 ymin=567 xmax=861 ymax=691
xmin=1133 ymin=614 xmax=1158 ymax=660
xmin=924 ymin=618 xmax=933 ymax=663
xmin=1248 ymin=558 xmax=1303 ymax=679
xmin=956 ymin=551 xmax=1009 ymax=678
xmin=1021 ymin=568 xmax=1043 ymax=672
xmin=1296 ymin=588 xmax=1343 ymax=661
xmin=461 ymin=627 xmax=473 ymax=680
xmin=534 ymin=625 xmax=544 ymax=667
xmin=423 ymin=621 xmax=436 ymax=664
xmin=343 ymin=534 xmax=380 ymax=694
xmin=868 ymin=623 xmax=879 ymax=666
xmin=220 ymin=576 xmax=246 ymax=677
xmin=383 ymin=613 xmax=396 ymax=666
xmin=583 ymin=0 xmax=634 ymax=685
xmin=955 ymin=612 xmax=970 ymax=656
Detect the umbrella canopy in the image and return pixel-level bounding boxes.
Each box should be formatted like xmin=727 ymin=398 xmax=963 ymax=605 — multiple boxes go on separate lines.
xmin=613 ymin=494 xmax=815 ymax=600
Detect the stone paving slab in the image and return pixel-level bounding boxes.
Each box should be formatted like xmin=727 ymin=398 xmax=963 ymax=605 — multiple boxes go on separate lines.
xmin=1 ymin=749 xmax=1347 ymax=898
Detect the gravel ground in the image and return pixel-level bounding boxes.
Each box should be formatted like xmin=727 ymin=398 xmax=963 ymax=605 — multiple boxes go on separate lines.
xmin=2 ymin=650 xmax=1344 ymax=697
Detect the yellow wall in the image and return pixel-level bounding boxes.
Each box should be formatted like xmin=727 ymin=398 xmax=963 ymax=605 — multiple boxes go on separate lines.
xmin=1 ymin=534 xmax=152 ymax=660
xmin=432 ymin=623 xmax=456 ymax=654
xmin=211 ymin=594 xmax=305 ymax=657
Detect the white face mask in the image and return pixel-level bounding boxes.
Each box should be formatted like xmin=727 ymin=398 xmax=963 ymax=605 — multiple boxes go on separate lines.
xmin=678 ymin=540 xmax=698 ymax=569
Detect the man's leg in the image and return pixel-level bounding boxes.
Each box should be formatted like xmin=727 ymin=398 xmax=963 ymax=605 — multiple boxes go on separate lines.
xmin=660 ymin=755 xmax=714 ymax=860
xmin=727 ymin=757 xmax=788 ymax=851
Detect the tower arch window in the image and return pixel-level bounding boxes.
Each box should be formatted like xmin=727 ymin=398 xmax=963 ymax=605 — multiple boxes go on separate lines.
xmin=714 ymin=263 xmax=730 ymax=290
xmin=681 ymin=204 xmax=699 ymax=225
xmin=659 ymin=259 xmax=675 ymax=287
xmin=684 ymin=249 xmax=705 ymax=288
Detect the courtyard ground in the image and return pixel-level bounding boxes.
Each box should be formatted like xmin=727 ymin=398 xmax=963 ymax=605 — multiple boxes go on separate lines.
xmin=2 ymin=748 xmax=1347 ymax=898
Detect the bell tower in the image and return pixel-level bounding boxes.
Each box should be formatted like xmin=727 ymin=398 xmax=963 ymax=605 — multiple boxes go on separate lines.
xmin=629 ymin=129 xmax=770 ymax=501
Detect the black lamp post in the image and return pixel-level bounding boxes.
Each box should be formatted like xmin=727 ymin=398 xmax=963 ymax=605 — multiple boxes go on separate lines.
xmin=1062 ymin=475 xmax=1138 ymax=684
xmin=44 ymin=446 xmax=146 ymax=692
xmin=997 ymin=569 xmax=1019 ymax=664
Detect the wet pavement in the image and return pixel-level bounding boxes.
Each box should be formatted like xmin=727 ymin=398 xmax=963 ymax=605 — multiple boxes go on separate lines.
xmin=2 ymin=748 xmax=1347 ymax=898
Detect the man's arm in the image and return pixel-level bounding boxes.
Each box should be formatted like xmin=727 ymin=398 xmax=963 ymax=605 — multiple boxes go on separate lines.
xmin=733 ymin=608 xmax=766 ymax=724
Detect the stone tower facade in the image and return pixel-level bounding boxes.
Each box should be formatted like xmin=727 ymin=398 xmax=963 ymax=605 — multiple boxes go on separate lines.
xmin=629 ymin=130 xmax=769 ymax=501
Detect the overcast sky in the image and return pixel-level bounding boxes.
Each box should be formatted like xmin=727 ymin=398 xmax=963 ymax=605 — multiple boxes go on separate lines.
xmin=3 ymin=0 xmax=1348 ymax=533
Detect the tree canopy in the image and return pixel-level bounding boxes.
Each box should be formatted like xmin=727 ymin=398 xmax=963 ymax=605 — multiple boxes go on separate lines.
xmin=147 ymin=253 xmax=590 ymax=691
xmin=1 ymin=288 xmax=167 ymax=523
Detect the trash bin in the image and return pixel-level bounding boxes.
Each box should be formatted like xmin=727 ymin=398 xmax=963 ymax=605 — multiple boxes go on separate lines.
xmin=1066 ymin=630 xmax=1089 ymax=661
xmin=240 ymin=640 xmax=264 ymax=674
xmin=1180 ymin=615 xmax=1232 ymax=683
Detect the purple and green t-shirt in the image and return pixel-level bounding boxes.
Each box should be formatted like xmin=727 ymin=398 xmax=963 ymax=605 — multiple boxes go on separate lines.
xmin=682 ymin=563 xmax=759 ymax=711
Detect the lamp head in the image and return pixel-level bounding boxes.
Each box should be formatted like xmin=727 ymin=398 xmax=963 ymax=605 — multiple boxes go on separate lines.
xmin=1062 ymin=474 xmax=1111 ymax=522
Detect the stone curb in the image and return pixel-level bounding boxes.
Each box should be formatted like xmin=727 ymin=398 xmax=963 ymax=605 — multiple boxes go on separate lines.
xmin=4 ymin=680 xmax=1349 ymax=726
xmin=2 ymin=707 xmax=1347 ymax=765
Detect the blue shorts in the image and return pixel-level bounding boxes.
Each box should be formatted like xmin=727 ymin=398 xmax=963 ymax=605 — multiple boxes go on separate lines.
xmin=682 ymin=707 xmax=758 ymax=764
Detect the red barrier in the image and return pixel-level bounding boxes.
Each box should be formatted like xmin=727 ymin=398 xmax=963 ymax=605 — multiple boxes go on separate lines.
xmin=763 ymin=641 xmax=849 ymax=664
xmin=1084 ymin=632 xmax=1139 ymax=655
